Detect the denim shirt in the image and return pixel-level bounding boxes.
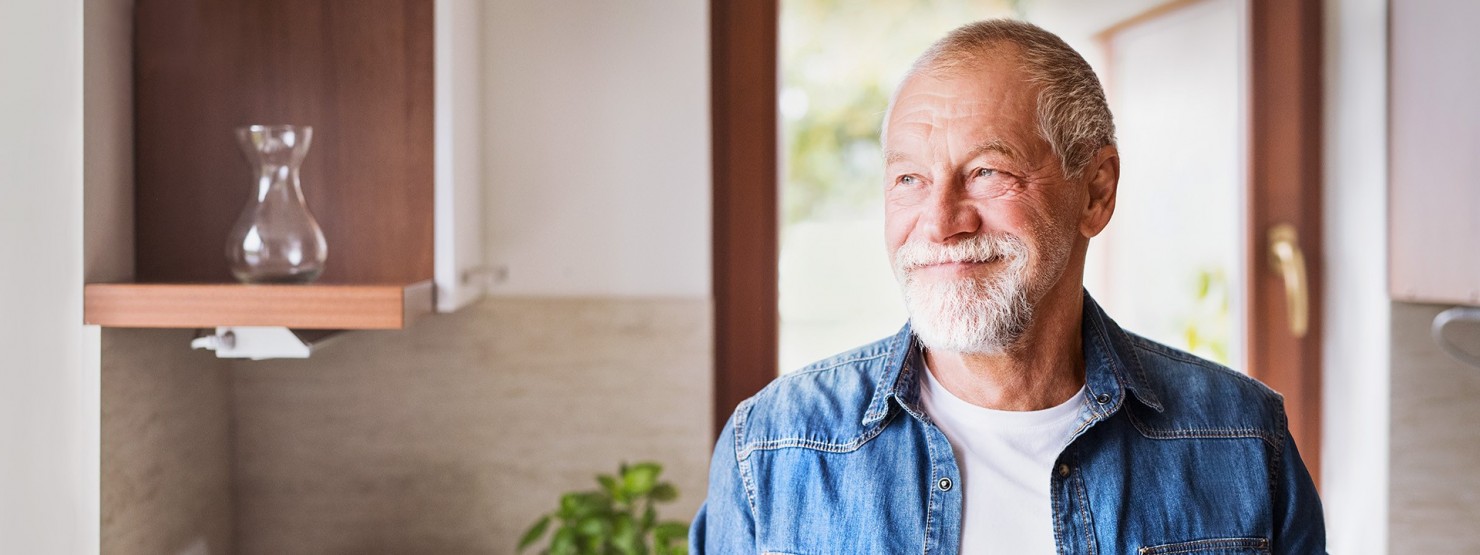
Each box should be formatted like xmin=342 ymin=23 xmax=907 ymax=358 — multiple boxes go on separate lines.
xmin=691 ymin=294 xmax=1325 ymax=554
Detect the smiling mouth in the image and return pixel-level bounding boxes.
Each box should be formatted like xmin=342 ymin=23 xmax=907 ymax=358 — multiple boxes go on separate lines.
xmin=915 ymin=254 xmax=1004 ymax=271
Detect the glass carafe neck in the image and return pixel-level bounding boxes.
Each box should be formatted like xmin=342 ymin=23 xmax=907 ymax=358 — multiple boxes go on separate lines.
xmin=237 ymin=124 xmax=313 ymax=168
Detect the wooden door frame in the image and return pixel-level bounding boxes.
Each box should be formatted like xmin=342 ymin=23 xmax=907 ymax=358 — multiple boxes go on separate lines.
xmin=711 ymin=0 xmax=780 ymax=435
xmin=1246 ymin=0 xmax=1324 ymax=485
xmin=710 ymin=2 xmax=1324 ymax=474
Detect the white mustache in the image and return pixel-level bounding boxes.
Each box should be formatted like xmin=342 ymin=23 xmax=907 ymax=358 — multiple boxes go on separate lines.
xmin=893 ymin=234 xmax=1027 ymax=272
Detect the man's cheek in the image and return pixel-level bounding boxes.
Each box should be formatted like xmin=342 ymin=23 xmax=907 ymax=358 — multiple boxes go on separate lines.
xmin=882 ymin=216 xmax=914 ymax=251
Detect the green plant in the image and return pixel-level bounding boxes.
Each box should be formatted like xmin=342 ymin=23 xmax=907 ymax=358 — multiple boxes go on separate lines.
xmin=518 ymin=462 xmax=690 ymax=555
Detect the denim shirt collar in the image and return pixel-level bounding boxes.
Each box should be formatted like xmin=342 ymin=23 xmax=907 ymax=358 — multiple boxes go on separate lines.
xmin=860 ymin=291 xmax=1164 ymax=426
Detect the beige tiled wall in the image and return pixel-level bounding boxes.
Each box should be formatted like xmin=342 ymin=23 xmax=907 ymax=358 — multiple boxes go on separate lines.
xmin=100 ymin=297 xmax=714 ymax=555
xmin=101 ymin=329 xmax=234 ymax=555
xmin=1390 ymin=302 xmax=1480 ymax=553
xmin=229 ymin=297 xmax=713 ymax=555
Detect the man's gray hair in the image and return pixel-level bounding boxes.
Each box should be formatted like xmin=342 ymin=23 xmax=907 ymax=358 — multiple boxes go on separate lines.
xmin=888 ymin=19 xmax=1116 ymax=181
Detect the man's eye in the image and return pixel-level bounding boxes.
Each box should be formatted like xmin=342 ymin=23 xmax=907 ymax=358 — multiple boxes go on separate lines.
xmin=897 ymin=175 xmax=920 ymax=186
xmin=975 ymin=168 xmax=997 ymax=179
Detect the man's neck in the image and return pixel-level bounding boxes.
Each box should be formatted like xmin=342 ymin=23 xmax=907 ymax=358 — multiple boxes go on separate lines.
xmin=923 ymin=283 xmax=1087 ymax=411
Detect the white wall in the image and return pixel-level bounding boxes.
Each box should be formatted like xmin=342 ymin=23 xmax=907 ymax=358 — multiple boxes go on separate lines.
xmin=0 ymin=1 xmax=96 ymax=553
xmin=1022 ymin=0 xmax=1177 ymax=77
xmin=481 ymin=0 xmax=711 ymax=298
xmin=1321 ymin=0 xmax=1390 ymax=552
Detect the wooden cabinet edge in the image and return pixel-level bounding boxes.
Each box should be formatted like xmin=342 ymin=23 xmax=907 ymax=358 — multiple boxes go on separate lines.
xmin=84 ymin=281 xmax=436 ymax=330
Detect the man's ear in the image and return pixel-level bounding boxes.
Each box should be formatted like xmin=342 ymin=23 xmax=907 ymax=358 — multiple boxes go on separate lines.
xmin=1079 ymin=145 xmax=1119 ymax=238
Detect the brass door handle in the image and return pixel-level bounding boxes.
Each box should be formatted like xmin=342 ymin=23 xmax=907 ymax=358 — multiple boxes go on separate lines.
xmin=1267 ymin=223 xmax=1309 ymax=338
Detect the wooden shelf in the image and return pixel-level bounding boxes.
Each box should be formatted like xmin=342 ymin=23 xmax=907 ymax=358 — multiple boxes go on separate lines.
xmin=89 ymin=3 xmax=471 ymax=335
xmin=84 ymin=281 xmax=435 ymax=330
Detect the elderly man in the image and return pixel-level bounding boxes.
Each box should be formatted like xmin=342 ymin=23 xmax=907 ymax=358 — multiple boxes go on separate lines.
xmin=690 ymin=18 xmax=1325 ymax=555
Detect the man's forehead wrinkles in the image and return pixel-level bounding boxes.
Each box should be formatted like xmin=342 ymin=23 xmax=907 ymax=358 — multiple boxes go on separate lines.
xmin=886 ymin=128 xmax=1023 ymax=164
xmin=884 ymin=118 xmax=942 ymax=148
xmin=967 ymin=139 xmax=1018 ymax=159
xmin=891 ymin=101 xmax=997 ymax=124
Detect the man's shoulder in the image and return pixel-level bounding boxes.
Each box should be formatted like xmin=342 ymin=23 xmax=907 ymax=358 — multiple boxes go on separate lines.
xmin=726 ymin=334 xmax=902 ymax=456
xmin=1118 ymin=331 xmax=1289 ymax=445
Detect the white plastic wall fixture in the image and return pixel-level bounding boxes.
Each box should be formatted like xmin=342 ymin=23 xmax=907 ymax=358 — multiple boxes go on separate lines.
xmin=190 ymin=327 xmax=342 ymax=360
xmin=434 ymin=0 xmax=488 ymax=313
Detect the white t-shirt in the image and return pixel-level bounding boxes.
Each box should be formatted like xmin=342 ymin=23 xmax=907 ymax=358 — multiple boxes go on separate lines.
xmin=918 ymin=363 xmax=1087 ymax=555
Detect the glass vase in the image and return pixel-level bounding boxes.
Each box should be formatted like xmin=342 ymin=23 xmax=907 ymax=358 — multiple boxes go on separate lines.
xmin=226 ymin=124 xmax=328 ymax=284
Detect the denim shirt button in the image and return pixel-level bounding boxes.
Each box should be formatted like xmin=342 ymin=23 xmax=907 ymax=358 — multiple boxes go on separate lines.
xmin=1057 ymin=464 xmax=1071 ymax=477
xmin=1095 ymin=393 xmax=1111 ymax=404
xmin=937 ymin=477 xmax=953 ymax=491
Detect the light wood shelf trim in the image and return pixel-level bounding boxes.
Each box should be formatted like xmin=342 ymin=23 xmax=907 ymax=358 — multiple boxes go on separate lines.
xmin=84 ymin=281 xmax=435 ymax=330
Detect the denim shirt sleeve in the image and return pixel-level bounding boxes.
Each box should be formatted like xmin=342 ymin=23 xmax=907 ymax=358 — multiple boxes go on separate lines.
xmin=1273 ymin=418 xmax=1327 ymax=555
xmin=690 ymin=406 xmax=755 ymax=554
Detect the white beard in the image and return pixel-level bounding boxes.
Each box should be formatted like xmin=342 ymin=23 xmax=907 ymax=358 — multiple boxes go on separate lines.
xmin=893 ymin=233 xmax=1036 ymax=354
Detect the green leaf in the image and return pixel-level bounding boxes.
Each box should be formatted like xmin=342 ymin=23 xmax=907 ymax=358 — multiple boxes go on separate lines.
xmin=550 ymin=527 xmax=577 ymax=555
xmin=641 ymin=505 xmax=656 ymax=531
xmin=570 ymin=492 xmax=607 ymax=519
xmin=581 ymin=535 xmax=603 ymax=554
xmin=528 ymin=462 xmax=688 ymax=555
xmin=650 ymin=483 xmax=678 ymax=502
xmin=517 ymin=515 xmax=551 ymax=553
xmin=654 ymin=521 xmax=690 ymax=542
xmin=558 ymin=493 xmax=581 ymax=519
xmin=575 ymin=515 xmax=606 ymax=538
xmin=612 ymin=515 xmax=636 ymax=535
xmin=597 ymin=474 xmax=620 ymax=496
xmin=612 ymin=513 xmax=636 ymax=546
xmin=623 ymin=462 xmax=662 ymax=495
xmin=612 ymin=515 xmax=639 ymax=555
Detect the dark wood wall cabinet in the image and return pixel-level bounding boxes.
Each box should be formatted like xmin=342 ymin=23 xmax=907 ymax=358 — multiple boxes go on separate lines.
xmin=85 ymin=0 xmax=485 ymax=332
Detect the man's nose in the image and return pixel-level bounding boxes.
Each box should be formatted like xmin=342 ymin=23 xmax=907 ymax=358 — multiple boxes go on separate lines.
xmin=921 ymin=180 xmax=982 ymax=243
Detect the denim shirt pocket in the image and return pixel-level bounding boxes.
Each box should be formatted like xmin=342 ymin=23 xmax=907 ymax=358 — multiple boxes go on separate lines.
xmin=1138 ymin=537 xmax=1270 ymax=554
